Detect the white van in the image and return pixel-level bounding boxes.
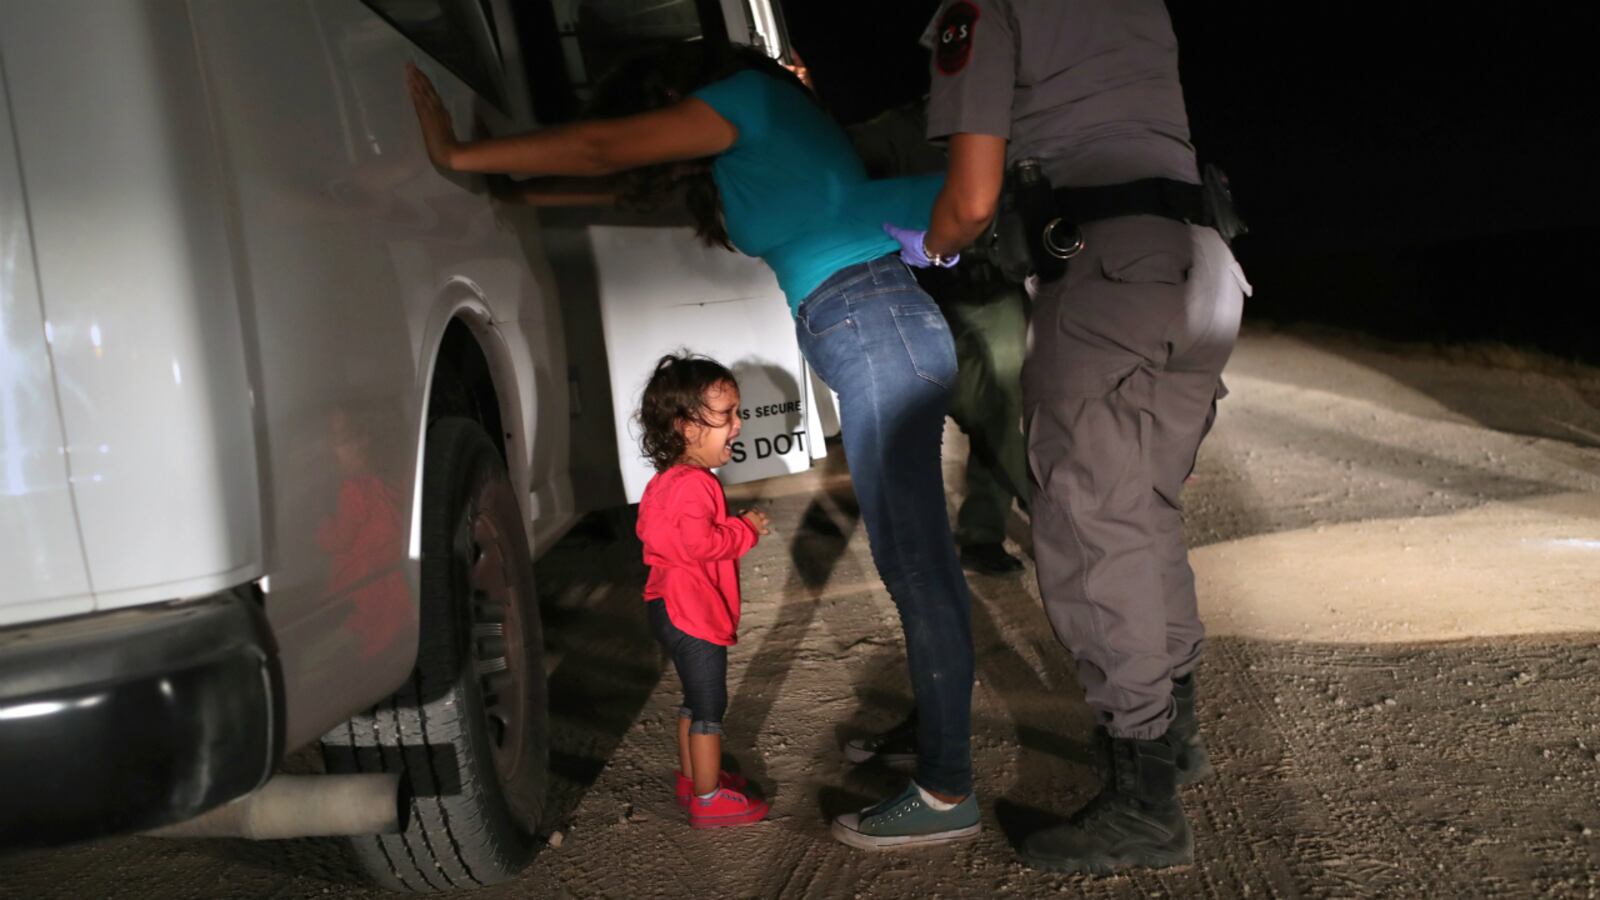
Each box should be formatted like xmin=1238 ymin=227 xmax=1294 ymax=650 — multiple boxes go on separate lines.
xmin=0 ymin=0 xmax=813 ymax=890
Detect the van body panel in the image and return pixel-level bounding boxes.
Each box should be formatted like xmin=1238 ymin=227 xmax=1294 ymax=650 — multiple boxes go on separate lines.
xmin=0 ymin=61 xmax=95 ymax=623
xmin=187 ymin=0 xmax=485 ymax=744
xmin=0 ymin=2 xmax=262 ymax=612
xmin=179 ymin=0 xmax=574 ymax=747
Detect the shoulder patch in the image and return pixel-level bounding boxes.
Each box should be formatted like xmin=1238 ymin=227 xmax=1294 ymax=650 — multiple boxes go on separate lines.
xmin=935 ymin=2 xmax=981 ymax=75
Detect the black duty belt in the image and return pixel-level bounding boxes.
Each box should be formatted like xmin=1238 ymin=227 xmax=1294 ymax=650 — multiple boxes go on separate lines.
xmin=1051 ymin=178 xmax=1206 ymax=228
xmin=999 ymin=164 xmax=1244 ymax=283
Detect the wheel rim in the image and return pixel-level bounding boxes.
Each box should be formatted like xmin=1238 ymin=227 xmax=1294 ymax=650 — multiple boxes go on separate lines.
xmin=460 ymin=478 xmax=528 ymax=785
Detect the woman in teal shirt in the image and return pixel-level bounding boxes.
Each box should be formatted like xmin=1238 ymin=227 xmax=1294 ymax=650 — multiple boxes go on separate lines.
xmin=409 ymin=43 xmax=979 ymax=849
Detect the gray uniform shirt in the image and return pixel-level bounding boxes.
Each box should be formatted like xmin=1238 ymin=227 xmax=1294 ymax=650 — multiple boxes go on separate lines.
xmin=924 ymin=0 xmax=1200 ymax=189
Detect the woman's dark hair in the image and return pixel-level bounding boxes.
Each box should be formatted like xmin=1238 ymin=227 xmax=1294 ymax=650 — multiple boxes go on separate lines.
xmin=637 ymin=352 xmax=738 ymax=472
xmin=584 ymin=42 xmax=812 ymax=250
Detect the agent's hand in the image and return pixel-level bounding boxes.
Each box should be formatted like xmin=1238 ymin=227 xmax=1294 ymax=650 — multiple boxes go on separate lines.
xmin=882 ymin=222 xmax=959 ymax=269
xmin=406 ymin=63 xmax=459 ymax=170
xmin=740 ymin=508 xmax=771 ymax=536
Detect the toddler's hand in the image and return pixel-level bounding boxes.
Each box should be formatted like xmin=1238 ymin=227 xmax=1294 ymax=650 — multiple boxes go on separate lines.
xmin=740 ymin=508 xmax=771 ymax=536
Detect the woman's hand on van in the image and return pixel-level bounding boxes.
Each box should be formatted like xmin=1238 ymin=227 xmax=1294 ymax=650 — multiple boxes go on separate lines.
xmin=406 ymin=63 xmax=459 ymax=170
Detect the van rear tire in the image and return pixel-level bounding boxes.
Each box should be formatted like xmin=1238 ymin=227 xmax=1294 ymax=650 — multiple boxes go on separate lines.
xmin=323 ymin=417 xmax=548 ymax=892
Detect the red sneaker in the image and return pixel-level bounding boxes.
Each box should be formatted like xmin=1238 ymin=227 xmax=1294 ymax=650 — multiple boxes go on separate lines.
xmin=687 ymin=787 xmax=768 ymax=829
xmin=674 ymin=769 xmax=749 ymax=807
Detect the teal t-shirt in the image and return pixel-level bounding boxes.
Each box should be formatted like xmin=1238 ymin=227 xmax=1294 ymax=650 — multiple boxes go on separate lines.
xmin=692 ymin=70 xmax=944 ymax=311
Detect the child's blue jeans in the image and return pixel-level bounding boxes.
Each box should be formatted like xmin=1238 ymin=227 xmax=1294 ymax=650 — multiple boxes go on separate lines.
xmin=647 ymin=599 xmax=727 ymax=736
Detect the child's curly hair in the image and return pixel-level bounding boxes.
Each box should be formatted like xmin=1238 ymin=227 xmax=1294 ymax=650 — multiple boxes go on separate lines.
xmin=637 ymin=353 xmax=738 ymax=472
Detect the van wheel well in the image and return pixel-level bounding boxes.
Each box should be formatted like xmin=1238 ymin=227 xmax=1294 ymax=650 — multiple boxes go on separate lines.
xmin=428 ymin=320 xmax=508 ymax=463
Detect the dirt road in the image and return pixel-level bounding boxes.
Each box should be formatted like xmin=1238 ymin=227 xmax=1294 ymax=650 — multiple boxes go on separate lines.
xmin=6 ymin=324 xmax=1599 ymax=899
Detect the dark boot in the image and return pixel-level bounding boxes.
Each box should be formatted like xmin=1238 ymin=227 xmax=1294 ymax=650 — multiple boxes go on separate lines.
xmin=1022 ymin=733 xmax=1193 ymax=874
xmin=1170 ymin=673 xmax=1214 ymax=785
xmin=1089 ymin=675 xmax=1213 ymax=787
xmin=959 ymin=542 xmax=1025 ymax=574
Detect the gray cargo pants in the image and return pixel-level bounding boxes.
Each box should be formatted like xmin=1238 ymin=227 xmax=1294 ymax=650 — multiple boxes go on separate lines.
xmin=1023 ymin=215 xmax=1248 ymax=740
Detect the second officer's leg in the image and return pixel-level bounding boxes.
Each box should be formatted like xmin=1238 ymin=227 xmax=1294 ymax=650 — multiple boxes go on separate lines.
xmin=942 ymin=277 xmax=1031 ymax=573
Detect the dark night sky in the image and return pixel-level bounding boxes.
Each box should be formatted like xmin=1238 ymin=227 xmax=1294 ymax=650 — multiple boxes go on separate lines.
xmin=784 ymin=2 xmax=1600 ymax=360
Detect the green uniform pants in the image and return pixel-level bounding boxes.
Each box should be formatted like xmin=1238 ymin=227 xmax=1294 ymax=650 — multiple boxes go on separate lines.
xmin=917 ymin=266 xmax=1031 ymax=547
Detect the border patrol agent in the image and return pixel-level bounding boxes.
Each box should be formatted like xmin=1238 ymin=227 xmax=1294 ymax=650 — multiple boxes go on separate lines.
xmin=889 ymin=0 xmax=1252 ymax=873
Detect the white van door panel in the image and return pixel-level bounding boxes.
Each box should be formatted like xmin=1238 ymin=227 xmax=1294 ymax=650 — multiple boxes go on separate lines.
xmin=586 ymin=225 xmax=825 ymax=502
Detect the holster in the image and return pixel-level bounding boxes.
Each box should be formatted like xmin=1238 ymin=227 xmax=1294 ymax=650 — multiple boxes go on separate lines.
xmin=980 ymin=171 xmax=1043 ymax=284
xmin=1200 ymin=163 xmax=1248 ymax=245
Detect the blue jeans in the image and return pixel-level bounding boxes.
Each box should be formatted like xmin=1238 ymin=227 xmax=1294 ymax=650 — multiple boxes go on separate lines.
xmin=795 ymin=255 xmax=975 ymax=797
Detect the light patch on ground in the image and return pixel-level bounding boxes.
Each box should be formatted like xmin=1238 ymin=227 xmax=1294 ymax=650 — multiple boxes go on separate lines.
xmin=1195 ymin=491 xmax=1600 ymax=642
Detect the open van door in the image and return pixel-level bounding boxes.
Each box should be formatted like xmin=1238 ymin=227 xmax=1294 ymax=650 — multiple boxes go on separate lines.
xmin=717 ymin=0 xmax=791 ymax=60
xmin=518 ymin=0 xmax=827 ymax=505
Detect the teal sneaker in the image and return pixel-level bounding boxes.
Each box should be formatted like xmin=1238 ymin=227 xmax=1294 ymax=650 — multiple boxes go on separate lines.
xmin=831 ymin=782 xmax=981 ymax=850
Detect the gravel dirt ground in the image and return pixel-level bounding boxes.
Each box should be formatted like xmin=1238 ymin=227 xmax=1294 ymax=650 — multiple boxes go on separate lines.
xmin=5 ymin=323 xmax=1600 ymax=899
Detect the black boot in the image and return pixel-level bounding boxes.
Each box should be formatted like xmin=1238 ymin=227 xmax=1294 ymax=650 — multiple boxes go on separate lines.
xmin=1022 ymin=733 xmax=1193 ymax=874
xmin=1089 ymin=675 xmax=1213 ymax=787
xmin=1170 ymin=673 xmax=1214 ymax=785
xmin=959 ymin=542 xmax=1025 ymax=574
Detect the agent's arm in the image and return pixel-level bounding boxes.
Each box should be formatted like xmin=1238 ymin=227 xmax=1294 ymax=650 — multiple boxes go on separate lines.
xmin=407 ymin=63 xmax=736 ymax=177
xmin=923 ymin=132 xmax=1007 ymax=258
xmin=919 ymin=0 xmax=1016 ymax=259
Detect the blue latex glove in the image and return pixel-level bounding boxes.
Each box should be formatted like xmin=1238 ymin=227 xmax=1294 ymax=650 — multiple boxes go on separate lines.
xmin=882 ymin=222 xmax=959 ymax=269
